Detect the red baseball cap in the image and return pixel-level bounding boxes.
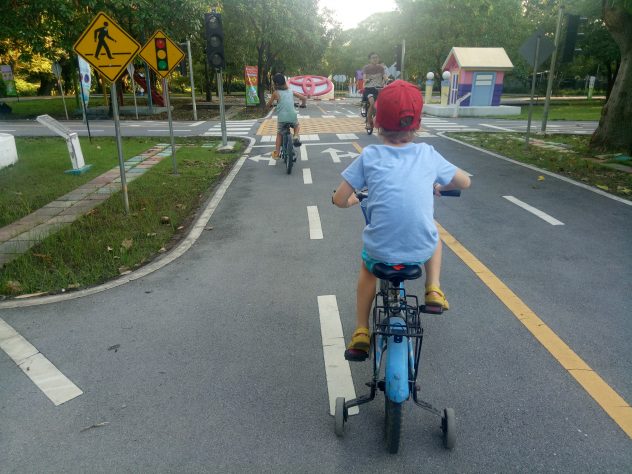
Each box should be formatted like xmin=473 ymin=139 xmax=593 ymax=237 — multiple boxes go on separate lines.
xmin=375 ymin=80 xmax=423 ymax=131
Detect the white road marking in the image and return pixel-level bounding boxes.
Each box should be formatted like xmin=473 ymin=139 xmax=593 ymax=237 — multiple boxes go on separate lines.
xmin=322 ymin=115 xmax=335 ymax=118
xmin=303 ymin=168 xmax=312 ymax=184
xmin=0 ymin=129 xmax=16 ymax=132
xmin=0 ymin=318 xmax=83 ymax=406
xmin=190 ymin=121 xmax=205 ymax=127
xmin=300 ymin=134 xmax=320 ymax=141
xmin=317 ymin=295 xmax=359 ymax=416
xmin=503 ymin=196 xmax=565 ymax=225
xmin=260 ymin=136 xmax=275 ymax=142
xmin=336 ymin=133 xmax=358 ymax=140
xmin=307 ymin=205 xmax=323 ymax=239
xmin=300 ymin=145 xmax=308 ymax=161
xmin=481 ymin=123 xmax=515 ymax=132
xmin=148 ymin=129 xmax=189 ymax=132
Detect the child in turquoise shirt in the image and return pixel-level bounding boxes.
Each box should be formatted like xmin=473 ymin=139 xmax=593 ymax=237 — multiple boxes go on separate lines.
xmin=266 ymin=73 xmax=307 ymax=159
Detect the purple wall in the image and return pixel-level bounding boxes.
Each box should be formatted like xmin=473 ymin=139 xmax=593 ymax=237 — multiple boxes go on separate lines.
xmin=492 ymin=83 xmax=504 ymax=106
xmin=458 ymin=84 xmax=472 ymax=106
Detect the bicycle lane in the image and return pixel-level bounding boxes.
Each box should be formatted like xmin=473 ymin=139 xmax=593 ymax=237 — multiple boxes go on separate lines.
xmin=1 ymin=113 xmax=630 ymax=472
xmin=298 ymin=122 xmax=631 ymax=469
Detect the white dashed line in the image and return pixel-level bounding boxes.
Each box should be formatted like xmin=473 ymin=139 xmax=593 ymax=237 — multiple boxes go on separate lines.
xmin=317 ymin=295 xmax=359 ymax=416
xmin=303 ymin=168 xmax=312 ymax=184
xmin=307 ymin=205 xmax=323 ymax=239
xmin=0 ymin=318 xmax=83 ymax=406
xmin=481 ymin=123 xmax=515 ymax=132
xmin=503 ymin=196 xmax=565 ymax=225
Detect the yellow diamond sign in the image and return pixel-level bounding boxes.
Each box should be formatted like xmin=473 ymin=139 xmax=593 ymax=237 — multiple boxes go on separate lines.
xmin=73 ymin=12 xmax=140 ymax=82
xmin=139 ymin=30 xmax=185 ymax=78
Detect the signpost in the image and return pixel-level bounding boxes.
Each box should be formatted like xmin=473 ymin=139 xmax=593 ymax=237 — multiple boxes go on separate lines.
xmin=51 ymin=62 xmax=69 ymax=120
xmin=126 ymin=63 xmax=139 ymax=119
xmin=74 ymin=11 xmax=141 ymax=214
xmin=519 ymin=30 xmax=555 ymax=146
xmin=139 ymin=30 xmax=185 ymax=175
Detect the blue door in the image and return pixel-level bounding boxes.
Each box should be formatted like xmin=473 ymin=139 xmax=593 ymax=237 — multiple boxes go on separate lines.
xmin=470 ymin=72 xmax=496 ymax=106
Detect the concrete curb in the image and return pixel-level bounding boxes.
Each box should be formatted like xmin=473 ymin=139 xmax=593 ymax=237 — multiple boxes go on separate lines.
xmin=0 ymin=136 xmax=255 ymax=310
xmin=437 ymin=132 xmax=632 ymax=207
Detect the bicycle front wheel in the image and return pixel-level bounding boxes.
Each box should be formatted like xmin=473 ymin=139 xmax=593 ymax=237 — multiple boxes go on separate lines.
xmin=285 ymin=138 xmax=294 ymax=174
xmin=384 ymin=398 xmax=402 ymax=454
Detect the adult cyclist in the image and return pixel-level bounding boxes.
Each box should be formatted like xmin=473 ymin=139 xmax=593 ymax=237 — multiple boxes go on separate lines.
xmin=362 ymin=52 xmax=389 ymax=130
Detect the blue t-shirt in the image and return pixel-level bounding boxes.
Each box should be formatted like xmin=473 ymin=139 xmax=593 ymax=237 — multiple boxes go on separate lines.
xmin=341 ymin=142 xmax=457 ymax=263
xmin=276 ymin=88 xmax=297 ymax=124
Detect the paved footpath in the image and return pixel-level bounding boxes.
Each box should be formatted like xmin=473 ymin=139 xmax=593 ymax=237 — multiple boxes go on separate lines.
xmin=0 ymin=143 xmax=174 ymax=268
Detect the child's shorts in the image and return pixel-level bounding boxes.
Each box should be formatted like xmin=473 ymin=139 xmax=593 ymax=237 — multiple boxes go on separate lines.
xmin=277 ymin=121 xmax=298 ymax=133
xmin=361 ymin=248 xmax=423 ymax=274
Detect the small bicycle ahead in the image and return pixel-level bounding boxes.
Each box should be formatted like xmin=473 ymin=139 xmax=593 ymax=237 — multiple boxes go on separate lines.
xmin=277 ymin=103 xmax=306 ymax=175
xmin=334 ymin=189 xmax=460 ymax=453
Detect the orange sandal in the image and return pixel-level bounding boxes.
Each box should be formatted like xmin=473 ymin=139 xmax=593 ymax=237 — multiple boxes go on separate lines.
xmin=344 ymin=327 xmax=370 ymax=362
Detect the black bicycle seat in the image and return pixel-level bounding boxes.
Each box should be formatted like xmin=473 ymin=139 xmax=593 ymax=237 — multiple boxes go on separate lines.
xmin=372 ymin=263 xmax=422 ymax=284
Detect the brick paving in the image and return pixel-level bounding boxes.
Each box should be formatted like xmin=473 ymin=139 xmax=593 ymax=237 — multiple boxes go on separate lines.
xmin=0 ymin=143 xmax=175 ymax=268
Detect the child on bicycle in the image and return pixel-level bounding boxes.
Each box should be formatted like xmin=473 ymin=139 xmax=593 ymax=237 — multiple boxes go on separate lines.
xmin=266 ymin=73 xmax=307 ymax=159
xmin=332 ymin=80 xmax=471 ymax=361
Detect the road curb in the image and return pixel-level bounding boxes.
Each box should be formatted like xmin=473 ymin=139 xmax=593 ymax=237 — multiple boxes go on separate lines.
xmin=437 ymin=132 xmax=632 ymax=207
xmin=0 ymin=136 xmax=255 ymax=310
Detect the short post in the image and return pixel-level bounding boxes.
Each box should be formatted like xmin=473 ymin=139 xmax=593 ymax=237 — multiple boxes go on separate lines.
xmin=163 ymin=77 xmax=178 ymax=174
xmin=216 ymin=69 xmax=227 ymax=146
xmin=425 ymin=72 xmax=434 ymax=104
xmin=111 ymin=82 xmax=130 ymax=214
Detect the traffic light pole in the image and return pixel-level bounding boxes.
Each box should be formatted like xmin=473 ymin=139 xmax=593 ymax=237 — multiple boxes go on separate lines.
xmin=110 ymin=81 xmax=130 ymax=214
xmin=541 ymin=4 xmax=564 ymax=133
xmin=163 ymin=77 xmax=179 ymax=174
xmin=216 ymin=69 xmax=227 ymax=146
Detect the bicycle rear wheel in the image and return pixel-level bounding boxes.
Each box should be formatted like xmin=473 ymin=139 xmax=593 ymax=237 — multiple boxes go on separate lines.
xmin=384 ymin=398 xmax=402 ymax=454
xmin=285 ymin=136 xmax=294 ymax=174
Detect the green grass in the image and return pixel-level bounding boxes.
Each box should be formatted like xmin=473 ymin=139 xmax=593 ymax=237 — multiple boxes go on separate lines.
xmin=0 ymin=138 xmax=243 ymax=296
xmin=0 ymin=137 xmax=161 ymax=227
xmin=493 ymin=100 xmax=604 ymax=121
xmin=448 ymin=133 xmax=632 ymax=198
xmin=0 ymin=97 xmax=111 ymax=119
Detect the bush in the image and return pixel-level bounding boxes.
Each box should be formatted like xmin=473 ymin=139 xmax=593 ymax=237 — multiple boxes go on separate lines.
xmin=0 ymin=78 xmax=6 ymax=97
xmin=14 ymin=78 xmax=38 ymax=96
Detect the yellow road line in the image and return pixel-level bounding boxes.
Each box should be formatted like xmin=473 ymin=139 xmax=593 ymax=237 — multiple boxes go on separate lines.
xmin=352 ymin=142 xmax=363 ymax=154
xmin=437 ymin=222 xmax=632 ymax=438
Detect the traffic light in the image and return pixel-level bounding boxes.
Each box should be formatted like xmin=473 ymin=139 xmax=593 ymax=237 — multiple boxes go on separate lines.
xmin=205 ymin=12 xmax=225 ymax=70
xmin=561 ymin=15 xmax=586 ymax=63
xmin=394 ymin=44 xmax=402 ymax=71
xmin=155 ymin=37 xmax=169 ymax=72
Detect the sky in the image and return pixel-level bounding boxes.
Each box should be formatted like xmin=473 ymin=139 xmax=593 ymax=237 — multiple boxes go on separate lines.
xmin=318 ymin=0 xmax=398 ymax=30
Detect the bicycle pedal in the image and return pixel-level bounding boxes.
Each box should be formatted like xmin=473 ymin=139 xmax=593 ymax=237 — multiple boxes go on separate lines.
xmin=420 ymin=304 xmax=444 ymax=315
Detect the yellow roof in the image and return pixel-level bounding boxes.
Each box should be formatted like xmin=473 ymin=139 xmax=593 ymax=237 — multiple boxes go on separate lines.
xmin=443 ymin=47 xmax=514 ymax=71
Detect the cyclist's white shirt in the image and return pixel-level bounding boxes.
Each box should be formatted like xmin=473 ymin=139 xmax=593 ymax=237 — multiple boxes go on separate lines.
xmin=341 ymin=143 xmax=456 ymax=263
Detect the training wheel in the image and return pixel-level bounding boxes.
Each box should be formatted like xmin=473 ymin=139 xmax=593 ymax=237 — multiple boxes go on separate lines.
xmin=334 ymin=397 xmax=347 ymax=437
xmin=441 ymin=408 xmax=456 ymax=449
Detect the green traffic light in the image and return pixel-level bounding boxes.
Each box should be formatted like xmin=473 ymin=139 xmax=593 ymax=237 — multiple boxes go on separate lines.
xmin=158 ymin=59 xmax=168 ymax=71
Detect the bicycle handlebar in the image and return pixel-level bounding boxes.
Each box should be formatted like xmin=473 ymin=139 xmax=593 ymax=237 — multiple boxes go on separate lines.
xmin=354 ymin=189 xmax=461 ymax=201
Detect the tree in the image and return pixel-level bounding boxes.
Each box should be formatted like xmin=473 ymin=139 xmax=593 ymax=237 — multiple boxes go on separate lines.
xmin=590 ymin=0 xmax=632 ymax=153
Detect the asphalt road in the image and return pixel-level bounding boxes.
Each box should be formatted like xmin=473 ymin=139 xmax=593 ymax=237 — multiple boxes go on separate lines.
xmin=1 ymin=101 xmax=630 ymax=472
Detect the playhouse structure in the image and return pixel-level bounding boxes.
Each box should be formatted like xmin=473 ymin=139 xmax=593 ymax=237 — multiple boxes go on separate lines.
xmin=424 ymin=47 xmax=520 ymax=117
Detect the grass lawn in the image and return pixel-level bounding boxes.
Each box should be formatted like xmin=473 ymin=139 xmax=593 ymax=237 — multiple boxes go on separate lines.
xmin=1 ymin=137 xmax=162 ymax=227
xmin=0 ymin=137 xmax=243 ymax=296
xmin=494 ymin=100 xmax=604 ymax=121
xmin=0 ymin=97 xmax=109 ymax=119
xmin=448 ymin=132 xmax=632 ymax=198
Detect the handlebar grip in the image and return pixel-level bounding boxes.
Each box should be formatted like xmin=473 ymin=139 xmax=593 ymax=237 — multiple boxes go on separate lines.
xmin=439 ymin=190 xmax=461 ymax=197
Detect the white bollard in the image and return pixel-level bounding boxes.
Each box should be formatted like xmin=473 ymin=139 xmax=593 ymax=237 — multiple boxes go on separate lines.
xmin=0 ymin=133 xmax=18 ymax=170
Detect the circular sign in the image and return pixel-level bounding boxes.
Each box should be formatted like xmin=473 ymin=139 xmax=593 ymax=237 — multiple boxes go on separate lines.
xmin=288 ymin=75 xmax=333 ymax=97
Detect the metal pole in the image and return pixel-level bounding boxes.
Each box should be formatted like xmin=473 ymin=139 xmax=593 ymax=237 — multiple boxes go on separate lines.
xmin=58 ymin=79 xmax=69 ymax=120
xmin=131 ymin=74 xmax=139 ymax=120
xmin=525 ymin=35 xmax=541 ymax=148
xmin=163 ymin=77 xmax=178 ymax=174
xmin=541 ymin=4 xmax=564 ymax=133
xmin=186 ymin=40 xmax=198 ymax=121
xmin=401 ymin=39 xmax=406 ymax=80
xmin=216 ymin=69 xmax=227 ymax=146
xmin=111 ymin=82 xmax=130 ymax=214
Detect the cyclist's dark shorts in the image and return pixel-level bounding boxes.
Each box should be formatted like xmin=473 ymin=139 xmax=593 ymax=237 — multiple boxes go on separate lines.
xmin=362 ymin=87 xmax=380 ymax=102
xmin=277 ymin=121 xmax=298 ymax=133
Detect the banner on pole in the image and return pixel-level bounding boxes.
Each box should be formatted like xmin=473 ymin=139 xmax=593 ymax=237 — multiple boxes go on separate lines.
xmin=1 ymin=65 xmax=18 ymax=97
xmin=78 ymin=56 xmax=92 ymax=106
xmin=244 ymin=66 xmax=259 ymax=106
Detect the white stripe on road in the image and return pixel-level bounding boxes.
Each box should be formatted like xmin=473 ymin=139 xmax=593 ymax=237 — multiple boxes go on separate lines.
xmin=337 ymin=133 xmax=358 ymax=140
xmin=148 ymin=129 xmax=189 ymax=132
xmin=0 ymin=318 xmax=83 ymax=406
xmin=190 ymin=121 xmax=205 ymax=127
xmin=300 ymin=145 xmax=308 ymax=161
xmin=503 ymin=196 xmax=565 ymax=225
xmin=0 ymin=129 xmax=16 ymax=132
xmin=317 ymin=295 xmax=359 ymax=416
xmin=303 ymin=168 xmax=312 ymax=184
xmin=307 ymin=206 xmax=323 ymax=239
xmin=481 ymin=123 xmax=515 ymax=132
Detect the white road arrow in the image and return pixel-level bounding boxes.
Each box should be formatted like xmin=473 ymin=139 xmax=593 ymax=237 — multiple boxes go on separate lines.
xmin=248 ymin=153 xmax=277 ymax=166
xmin=321 ymin=148 xmax=359 ymax=163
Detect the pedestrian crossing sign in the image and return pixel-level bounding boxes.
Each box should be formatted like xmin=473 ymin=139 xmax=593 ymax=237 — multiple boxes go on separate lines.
xmin=139 ymin=30 xmax=185 ymax=78
xmin=73 ymin=12 xmax=140 ymax=82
